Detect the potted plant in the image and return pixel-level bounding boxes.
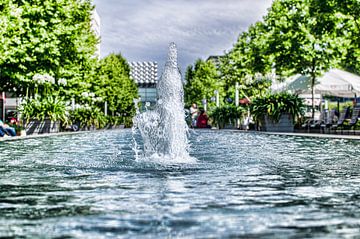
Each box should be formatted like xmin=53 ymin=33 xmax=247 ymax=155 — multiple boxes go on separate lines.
xmin=209 ymin=105 xmax=246 ymax=129
xmin=18 ymin=96 xmax=68 ymax=134
xmin=250 ymin=92 xmax=305 ymax=132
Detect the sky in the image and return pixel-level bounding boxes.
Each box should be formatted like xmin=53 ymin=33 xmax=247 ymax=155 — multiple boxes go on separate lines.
xmin=92 ymin=0 xmax=274 ymax=72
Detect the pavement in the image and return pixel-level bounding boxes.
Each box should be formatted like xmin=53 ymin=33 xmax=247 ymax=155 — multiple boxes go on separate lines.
xmin=261 ymin=131 xmax=360 ymax=140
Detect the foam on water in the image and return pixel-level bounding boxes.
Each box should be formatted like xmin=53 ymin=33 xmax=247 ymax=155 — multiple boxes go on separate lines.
xmin=132 ymin=43 xmax=196 ymax=164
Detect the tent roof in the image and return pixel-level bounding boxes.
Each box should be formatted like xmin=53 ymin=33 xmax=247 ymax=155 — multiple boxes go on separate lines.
xmin=272 ymin=69 xmax=360 ymax=98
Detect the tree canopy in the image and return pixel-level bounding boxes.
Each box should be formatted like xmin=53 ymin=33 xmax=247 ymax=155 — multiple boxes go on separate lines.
xmin=96 ymin=53 xmax=138 ymax=117
xmin=0 ymin=0 xmax=98 ymax=96
xmin=184 ymin=0 xmax=360 ymax=118
xmin=0 ymin=0 xmax=139 ymax=128
xmin=184 ymin=59 xmax=223 ymax=109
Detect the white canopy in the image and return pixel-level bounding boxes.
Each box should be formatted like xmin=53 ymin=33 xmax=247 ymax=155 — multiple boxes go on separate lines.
xmin=272 ymin=69 xmax=360 ymax=98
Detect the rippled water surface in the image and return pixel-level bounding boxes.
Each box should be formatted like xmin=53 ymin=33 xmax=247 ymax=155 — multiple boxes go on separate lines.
xmin=1 ymin=129 xmax=360 ymax=238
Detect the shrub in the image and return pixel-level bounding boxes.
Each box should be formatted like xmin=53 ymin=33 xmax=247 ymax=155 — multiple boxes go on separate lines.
xmin=250 ymin=92 xmax=305 ymax=123
xmin=70 ymin=106 xmax=108 ymax=129
xmin=18 ymin=96 xmax=68 ymax=123
xmin=209 ymin=105 xmax=247 ymax=128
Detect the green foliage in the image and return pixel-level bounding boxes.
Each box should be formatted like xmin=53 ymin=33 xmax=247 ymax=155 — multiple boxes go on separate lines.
xmin=107 ymin=116 xmax=124 ymax=126
xmin=0 ymin=0 xmax=98 ymax=97
xmin=184 ymin=59 xmax=223 ymax=108
xmin=95 ymin=53 xmax=138 ymax=119
xmin=219 ymin=21 xmax=273 ymax=100
xmin=209 ymin=105 xmax=246 ymax=128
xmin=263 ymin=0 xmax=352 ymax=118
xmin=71 ymin=106 xmax=107 ymax=129
xmin=0 ymin=1 xmax=138 ymax=131
xmin=265 ymin=0 xmax=348 ymax=78
xmin=333 ymin=0 xmax=360 ymax=74
xmin=18 ymin=96 xmax=68 ymax=123
xmin=250 ymin=92 xmax=305 ymax=123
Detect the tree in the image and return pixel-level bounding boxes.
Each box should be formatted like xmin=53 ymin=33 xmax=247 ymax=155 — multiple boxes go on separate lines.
xmin=333 ymin=0 xmax=360 ymax=74
xmin=184 ymin=59 xmax=223 ymax=109
xmin=219 ymin=21 xmax=272 ymax=101
xmin=264 ymin=0 xmax=349 ymax=118
xmin=96 ymin=53 xmax=138 ymax=118
xmin=0 ymin=0 xmax=98 ymax=97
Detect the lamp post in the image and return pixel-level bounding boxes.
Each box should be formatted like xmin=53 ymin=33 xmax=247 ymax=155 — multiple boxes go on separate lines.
xmin=1 ymin=92 xmax=5 ymax=122
xmin=235 ymin=82 xmax=239 ymax=128
xmin=201 ymin=98 xmax=207 ymax=112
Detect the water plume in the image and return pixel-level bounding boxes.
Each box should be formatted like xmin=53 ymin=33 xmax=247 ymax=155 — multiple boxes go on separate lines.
xmin=132 ymin=43 xmax=195 ymax=164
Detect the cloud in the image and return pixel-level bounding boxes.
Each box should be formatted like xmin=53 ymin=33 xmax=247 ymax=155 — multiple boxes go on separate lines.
xmin=93 ymin=0 xmax=273 ymax=71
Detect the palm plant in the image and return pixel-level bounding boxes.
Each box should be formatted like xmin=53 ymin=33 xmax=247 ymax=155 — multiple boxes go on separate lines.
xmin=250 ymin=92 xmax=305 ymax=123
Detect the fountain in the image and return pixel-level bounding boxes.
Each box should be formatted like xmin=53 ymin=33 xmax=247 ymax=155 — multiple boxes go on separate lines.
xmin=132 ymin=43 xmax=195 ymax=163
xmin=2 ymin=104 xmax=360 ymax=238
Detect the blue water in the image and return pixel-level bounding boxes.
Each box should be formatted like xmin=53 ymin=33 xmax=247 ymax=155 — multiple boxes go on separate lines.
xmin=1 ymin=129 xmax=360 ymax=238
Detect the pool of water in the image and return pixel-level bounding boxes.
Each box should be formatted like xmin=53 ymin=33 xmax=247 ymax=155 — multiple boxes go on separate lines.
xmin=1 ymin=129 xmax=360 ymax=238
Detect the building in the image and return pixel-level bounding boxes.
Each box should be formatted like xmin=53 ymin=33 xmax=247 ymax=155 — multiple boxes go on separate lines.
xmin=91 ymin=8 xmax=101 ymax=58
xmin=128 ymin=62 xmax=158 ymax=108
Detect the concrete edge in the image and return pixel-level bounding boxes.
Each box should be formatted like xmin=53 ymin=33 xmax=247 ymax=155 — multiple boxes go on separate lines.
xmin=214 ymin=129 xmax=360 ymax=140
xmin=0 ymin=128 xmax=125 ymax=143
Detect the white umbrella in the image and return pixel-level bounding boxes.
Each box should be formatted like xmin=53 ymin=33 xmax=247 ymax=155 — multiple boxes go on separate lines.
xmin=330 ymin=69 xmax=360 ymax=96
xmin=272 ymin=69 xmax=360 ymax=97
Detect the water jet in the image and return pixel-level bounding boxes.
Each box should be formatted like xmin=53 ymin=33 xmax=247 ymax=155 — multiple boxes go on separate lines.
xmin=132 ymin=43 xmax=194 ymax=163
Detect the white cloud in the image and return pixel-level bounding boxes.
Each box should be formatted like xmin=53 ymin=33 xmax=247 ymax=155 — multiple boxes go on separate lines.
xmin=93 ymin=0 xmax=273 ymax=70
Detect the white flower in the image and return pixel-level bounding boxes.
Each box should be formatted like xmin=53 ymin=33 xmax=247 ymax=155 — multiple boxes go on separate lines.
xmin=244 ymin=74 xmax=253 ymax=85
xmin=255 ymin=72 xmax=263 ymax=82
xmin=43 ymin=74 xmax=55 ymax=84
xmin=84 ymin=104 xmax=91 ymax=110
xmin=32 ymin=73 xmax=55 ymax=84
xmin=10 ymin=6 xmax=22 ymax=17
xmin=95 ymin=97 xmax=102 ymax=102
xmin=58 ymin=78 xmax=67 ymax=86
xmin=32 ymin=74 xmax=43 ymax=84
xmin=81 ymin=92 xmax=89 ymax=97
xmin=75 ymin=104 xmax=81 ymax=110
xmin=314 ymin=43 xmax=322 ymax=52
xmin=89 ymin=92 xmax=95 ymax=98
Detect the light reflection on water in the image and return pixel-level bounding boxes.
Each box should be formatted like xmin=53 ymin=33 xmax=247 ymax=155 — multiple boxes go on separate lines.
xmin=1 ymin=129 xmax=360 ymax=238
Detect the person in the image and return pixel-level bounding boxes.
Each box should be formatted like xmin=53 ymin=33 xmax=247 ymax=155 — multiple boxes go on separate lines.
xmin=190 ymin=103 xmax=199 ymax=128
xmin=10 ymin=117 xmax=17 ymax=125
xmin=196 ymin=109 xmax=210 ymax=128
xmin=0 ymin=119 xmax=16 ymax=137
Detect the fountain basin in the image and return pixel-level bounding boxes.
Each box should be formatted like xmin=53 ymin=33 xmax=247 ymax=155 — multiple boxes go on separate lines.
xmin=1 ymin=129 xmax=360 ymax=238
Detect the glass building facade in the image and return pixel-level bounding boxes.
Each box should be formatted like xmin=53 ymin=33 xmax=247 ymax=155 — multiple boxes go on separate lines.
xmin=129 ymin=62 xmax=158 ymax=109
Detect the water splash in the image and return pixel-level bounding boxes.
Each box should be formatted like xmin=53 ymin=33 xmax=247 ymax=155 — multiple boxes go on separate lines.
xmin=132 ymin=43 xmax=196 ymax=164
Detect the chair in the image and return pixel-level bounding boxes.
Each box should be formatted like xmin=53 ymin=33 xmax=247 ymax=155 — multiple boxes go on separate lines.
xmin=345 ymin=107 xmax=360 ymax=134
xmin=301 ymin=111 xmax=325 ymax=132
xmin=310 ymin=111 xmax=326 ymax=130
xmin=330 ymin=107 xmax=350 ymax=134
xmin=320 ymin=109 xmax=336 ymax=133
